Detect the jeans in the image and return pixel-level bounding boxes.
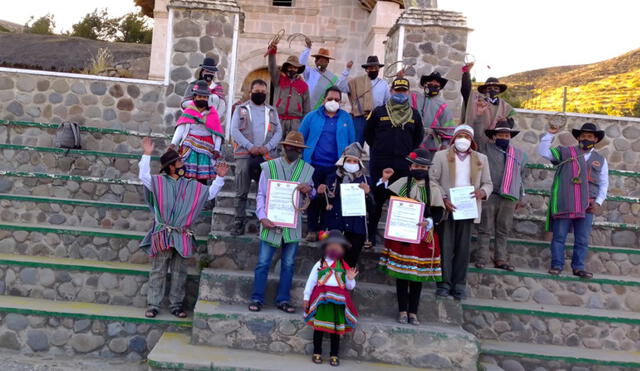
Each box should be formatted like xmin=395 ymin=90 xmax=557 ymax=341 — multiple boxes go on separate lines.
xmin=352 ymin=116 xmax=366 ymax=146
xmin=307 ymin=165 xmax=336 ymax=232
xmin=251 ymin=240 xmax=299 ymax=305
xmin=550 ymin=214 xmax=593 ymax=271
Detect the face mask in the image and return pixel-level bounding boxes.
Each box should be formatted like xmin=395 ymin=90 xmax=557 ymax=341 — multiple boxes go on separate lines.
xmin=580 ymin=139 xmax=596 ymax=150
xmin=202 ymin=73 xmax=214 ymax=82
xmin=317 ymin=63 xmax=327 ymax=72
xmin=286 ymin=71 xmax=297 ymax=79
xmin=410 ymin=169 xmax=428 ymax=180
xmin=367 ymin=71 xmax=379 ymax=80
xmin=326 ymin=249 xmax=343 ymax=260
xmin=343 ymin=163 xmax=360 ymax=173
xmin=495 ymin=138 xmax=510 ymax=150
xmin=194 ymin=99 xmax=209 ymax=109
xmin=324 ymin=100 xmax=340 ymax=113
xmin=175 ymin=166 xmax=185 ymax=177
xmin=391 ymin=93 xmax=409 ymax=104
xmin=285 ymin=149 xmax=300 ymax=162
xmin=488 ymin=90 xmax=499 ymax=98
xmin=454 ymin=137 xmax=471 ymax=152
xmin=426 ymin=85 xmax=440 ymax=97
xmin=251 ymin=92 xmax=266 ymax=105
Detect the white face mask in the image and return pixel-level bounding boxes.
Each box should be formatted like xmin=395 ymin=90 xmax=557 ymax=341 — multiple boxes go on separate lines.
xmin=454 ymin=137 xmax=471 ymax=152
xmin=343 ymin=163 xmax=360 ymax=173
xmin=324 ymin=100 xmax=340 ymax=113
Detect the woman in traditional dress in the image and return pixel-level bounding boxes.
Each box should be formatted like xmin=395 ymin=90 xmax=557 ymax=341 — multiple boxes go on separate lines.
xmin=377 ymin=148 xmax=442 ymax=325
xmin=171 ymin=80 xmax=225 ymax=184
xmin=303 ymin=230 xmax=359 ymax=367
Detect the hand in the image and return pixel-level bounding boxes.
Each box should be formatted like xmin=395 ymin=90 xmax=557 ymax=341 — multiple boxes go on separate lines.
xmin=346 ymin=268 xmax=359 ymax=280
xmin=304 ymin=36 xmax=312 ymax=48
xmin=547 ymin=124 xmax=560 ymax=134
xmin=515 ymin=201 xmax=525 ymax=211
xmin=215 ymin=162 xmax=229 ymax=177
xmin=359 ymin=183 xmax=370 ymax=194
xmin=381 ymin=168 xmax=394 ymax=182
xmin=266 ymin=43 xmax=278 ymax=55
xmin=443 ymin=198 xmax=456 ymax=212
xmin=249 ymin=146 xmax=260 ymax=156
xmin=464 ymin=62 xmax=475 ymax=71
xmin=317 ymin=184 xmax=327 ymax=194
xmin=470 ymin=189 xmax=486 ymax=200
xmin=297 ymin=183 xmax=312 ymax=194
xmin=142 ymin=137 xmax=154 ymax=155
xmin=257 ymin=146 xmax=268 ymax=155
xmin=346 ymin=60 xmax=353 ymax=69
xmin=417 ymin=217 xmax=433 ymax=232
xmin=260 ymin=218 xmax=276 ymax=229
xmin=396 ymin=69 xmax=406 ymax=78
xmin=586 ymin=199 xmax=601 ymax=214
xmin=303 ymin=300 xmax=309 ymax=312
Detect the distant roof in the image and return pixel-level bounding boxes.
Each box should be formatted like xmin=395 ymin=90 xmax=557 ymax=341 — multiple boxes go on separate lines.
xmin=359 ymin=0 xmax=405 ymax=11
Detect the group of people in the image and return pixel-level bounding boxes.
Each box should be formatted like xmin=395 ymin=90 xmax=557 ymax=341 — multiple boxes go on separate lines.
xmin=135 ymin=43 xmax=610 ymax=365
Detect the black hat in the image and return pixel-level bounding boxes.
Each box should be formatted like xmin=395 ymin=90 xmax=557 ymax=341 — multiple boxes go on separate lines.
xmin=391 ymin=77 xmax=410 ymax=91
xmin=478 ymin=77 xmax=507 ymax=94
xmin=361 ymin=55 xmax=384 ymax=68
xmin=320 ymin=230 xmax=351 ymax=250
xmin=420 ymin=71 xmax=448 ymax=88
xmin=160 ymin=149 xmax=181 ymax=172
xmin=199 ymin=57 xmax=219 ymax=72
xmin=191 ymin=80 xmax=211 ymax=96
xmin=485 ymin=119 xmax=520 ymax=138
xmin=406 ymin=148 xmax=432 ymax=166
xmin=572 ymin=122 xmax=604 ymax=143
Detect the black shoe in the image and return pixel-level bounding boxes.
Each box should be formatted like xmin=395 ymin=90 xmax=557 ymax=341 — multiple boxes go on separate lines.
xmin=230 ymin=221 xmax=245 ymax=236
xmin=435 ymin=288 xmax=449 ymax=298
xmin=452 ymin=289 xmax=467 ymax=301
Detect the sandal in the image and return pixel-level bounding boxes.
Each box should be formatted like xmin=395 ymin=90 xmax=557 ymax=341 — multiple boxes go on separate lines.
xmin=573 ymin=270 xmax=593 ymax=279
xmin=248 ymin=302 xmax=262 ymax=312
xmin=494 ymin=261 xmax=515 ymax=271
xmin=170 ymin=309 xmax=188 ymax=318
xmin=312 ymin=354 xmax=322 ymax=364
xmin=145 ymin=308 xmax=158 ymax=318
xmin=397 ymin=312 xmax=408 ymax=324
xmin=408 ymin=314 xmax=420 ymax=326
xmin=548 ymin=268 xmax=561 ymax=276
xmin=474 ymin=262 xmax=485 ymax=269
xmin=276 ymin=302 xmax=296 ymax=314
xmin=329 ymin=356 xmax=340 ymax=367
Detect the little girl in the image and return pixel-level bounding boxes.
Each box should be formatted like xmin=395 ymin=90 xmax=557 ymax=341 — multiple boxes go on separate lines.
xmin=304 ymin=229 xmax=358 ymax=367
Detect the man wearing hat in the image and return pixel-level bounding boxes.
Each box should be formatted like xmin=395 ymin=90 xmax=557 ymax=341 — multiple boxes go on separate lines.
xmin=346 ymin=55 xmax=390 ymax=145
xmin=267 ymin=43 xmax=311 ymax=139
xmin=249 ymin=131 xmax=316 ymax=314
xmin=299 ymin=37 xmax=353 ymax=110
xmin=462 ymin=67 xmax=516 ymax=145
xmin=430 ymin=124 xmax=493 ymax=299
xmin=182 ymin=57 xmax=227 ymax=120
xmin=415 ymin=71 xmax=456 ymax=160
xmin=474 ymin=120 xmax=527 ymax=271
xmin=538 ymin=123 xmax=609 ymax=279
xmin=138 ymin=137 xmax=229 ymax=319
xmin=365 ymin=77 xmax=424 ymax=246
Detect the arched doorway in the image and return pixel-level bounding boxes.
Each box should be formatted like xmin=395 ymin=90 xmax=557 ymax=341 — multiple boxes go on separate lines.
xmin=240 ymin=67 xmax=276 ymax=106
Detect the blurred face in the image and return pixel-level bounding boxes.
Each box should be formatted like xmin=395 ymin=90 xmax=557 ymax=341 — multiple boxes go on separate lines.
xmin=366 ymin=66 xmax=379 ymax=73
xmin=392 ymin=88 xmax=409 ymax=97
xmin=456 ymin=132 xmax=472 ymax=141
xmin=344 ymin=157 xmax=359 ymax=165
xmin=315 ymin=56 xmax=330 ymax=71
xmin=325 ymin=242 xmax=345 ymax=259
xmin=494 ymin=132 xmax=511 ymax=140
xmin=283 ymin=145 xmax=302 ymax=154
xmin=194 ymin=94 xmax=208 ymax=102
xmin=578 ymin=132 xmax=597 ymax=142
xmin=323 ymin=90 xmax=341 ymax=104
xmin=426 ymin=81 xmax=441 ymax=89
xmin=201 ymin=71 xmax=215 ymax=82
xmin=410 ymin=163 xmax=429 ymax=171
xmin=486 ymin=86 xmax=501 ymax=95
xmin=251 ymin=83 xmax=267 ymax=94
xmin=286 ymin=65 xmax=299 ymax=75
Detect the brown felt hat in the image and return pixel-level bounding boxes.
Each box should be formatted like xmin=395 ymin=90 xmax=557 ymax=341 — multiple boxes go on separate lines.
xmin=311 ymin=48 xmax=335 ymax=60
xmin=279 ymin=131 xmax=309 ymax=148
xmin=281 ymin=56 xmax=305 ymax=74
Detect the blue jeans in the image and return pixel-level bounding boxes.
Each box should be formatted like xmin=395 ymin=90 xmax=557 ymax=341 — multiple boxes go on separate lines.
xmin=352 ymin=116 xmax=366 ymax=146
xmin=251 ymin=240 xmax=299 ymax=305
xmin=550 ymin=213 xmax=593 ymax=271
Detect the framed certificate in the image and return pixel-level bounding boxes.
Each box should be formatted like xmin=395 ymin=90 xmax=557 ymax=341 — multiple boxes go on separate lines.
xmin=449 ymin=186 xmax=479 ymax=220
xmin=340 ymin=183 xmax=366 ymax=217
xmin=266 ymin=179 xmax=300 ymax=228
xmin=384 ymin=196 xmax=425 ymax=244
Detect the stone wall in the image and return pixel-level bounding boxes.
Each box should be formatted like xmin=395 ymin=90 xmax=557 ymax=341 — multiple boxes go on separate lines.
xmin=0 ymin=69 xmax=167 ymax=134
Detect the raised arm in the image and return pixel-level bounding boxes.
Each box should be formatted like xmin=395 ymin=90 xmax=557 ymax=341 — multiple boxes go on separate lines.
xmin=537 ymin=132 xmax=556 ymax=162
xmin=267 ymin=46 xmax=280 ymax=88
xmin=300 ymin=46 xmax=311 ymax=80
xmin=139 ymin=138 xmax=154 ymax=191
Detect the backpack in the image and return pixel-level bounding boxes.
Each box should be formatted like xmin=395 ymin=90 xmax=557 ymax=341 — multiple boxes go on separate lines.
xmin=55 ymin=122 xmax=81 ymax=152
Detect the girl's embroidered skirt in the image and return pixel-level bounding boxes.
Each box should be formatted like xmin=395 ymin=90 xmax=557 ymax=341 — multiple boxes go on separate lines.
xmin=304 ymin=285 xmax=358 ymax=335
xmin=179 ymin=134 xmax=219 ymax=180
xmin=378 ymin=232 xmax=442 ymax=282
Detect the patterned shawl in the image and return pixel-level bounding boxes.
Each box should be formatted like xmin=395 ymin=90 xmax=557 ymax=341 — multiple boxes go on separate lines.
xmin=177 ymin=105 xmax=224 ymax=139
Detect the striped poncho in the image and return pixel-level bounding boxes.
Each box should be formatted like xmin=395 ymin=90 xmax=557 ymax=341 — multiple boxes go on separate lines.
xmin=546 ymin=145 xmax=590 ymax=230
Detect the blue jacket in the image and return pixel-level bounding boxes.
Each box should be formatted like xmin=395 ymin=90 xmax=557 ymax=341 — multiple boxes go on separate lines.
xmin=299 ymin=108 xmax=356 ymax=164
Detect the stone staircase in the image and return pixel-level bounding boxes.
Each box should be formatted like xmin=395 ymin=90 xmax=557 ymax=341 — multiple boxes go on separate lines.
xmin=0 ymin=119 xmax=638 ymax=370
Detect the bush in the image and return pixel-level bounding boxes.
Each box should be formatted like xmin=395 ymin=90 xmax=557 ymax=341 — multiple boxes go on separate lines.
xmin=70 ymin=9 xmax=152 ymax=44
xmin=24 ymin=14 xmax=56 ymax=35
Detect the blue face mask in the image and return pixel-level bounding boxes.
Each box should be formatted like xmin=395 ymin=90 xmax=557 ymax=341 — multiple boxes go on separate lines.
xmin=391 ymin=93 xmax=408 ymax=104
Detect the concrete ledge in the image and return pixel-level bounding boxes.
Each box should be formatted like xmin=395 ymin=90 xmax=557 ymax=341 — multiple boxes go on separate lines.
xmin=0 ymin=120 xmax=171 ymax=139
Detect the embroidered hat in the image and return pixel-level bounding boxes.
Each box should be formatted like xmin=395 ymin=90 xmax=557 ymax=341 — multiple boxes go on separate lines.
xmin=420 ymin=71 xmax=448 ymax=88
xmin=320 ymin=229 xmax=352 ymax=250
xmin=335 ymin=142 xmax=367 ymax=168
xmin=478 ymin=77 xmax=508 ymax=94
xmin=160 ymin=149 xmax=181 ymax=172
xmin=451 ymin=124 xmax=478 ymax=151
xmin=191 ymin=80 xmax=211 ymax=96
xmin=406 ymin=148 xmax=432 ymax=166
xmin=485 ymin=119 xmax=520 ymax=138
xmin=571 ymin=122 xmax=605 ymax=143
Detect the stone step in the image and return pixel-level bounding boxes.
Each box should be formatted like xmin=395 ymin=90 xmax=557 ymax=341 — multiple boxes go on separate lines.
xmin=147 ymin=332 xmax=420 ymax=371
xmin=0 ymin=193 xmax=212 ymax=234
xmin=480 ymin=340 xmax=640 ymax=371
xmin=462 ymin=298 xmax=640 ymax=352
xmin=0 ymin=295 xmax=190 ymax=358
xmin=197 ymin=268 xmax=461 ymax=324
xmin=0 ymin=253 xmax=199 ymax=309
xmin=191 ymin=300 xmax=478 ymax=369
xmin=467 ymin=266 xmax=640 ymax=313
xmin=0 ymin=222 xmax=207 ymax=264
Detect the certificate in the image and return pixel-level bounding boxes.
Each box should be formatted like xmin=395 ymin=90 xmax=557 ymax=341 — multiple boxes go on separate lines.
xmin=384 ymin=196 xmax=425 ymax=244
xmin=340 ymin=183 xmax=366 ymax=217
xmin=266 ymin=179 xmax=300 ymax=228
xmin=449 ymin=186 xmax=479 ymax=220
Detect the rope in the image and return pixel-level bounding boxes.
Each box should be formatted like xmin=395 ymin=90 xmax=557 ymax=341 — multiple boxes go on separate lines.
xmin=292 ymin=189 xmax=311 ymax=212
xmin=383 ymin=60 xmax=415 ymax=78
xmin=268 ymin=29 xmax=285 ymax=46
xmin=287 ymin=33 xmax=307 ymax=48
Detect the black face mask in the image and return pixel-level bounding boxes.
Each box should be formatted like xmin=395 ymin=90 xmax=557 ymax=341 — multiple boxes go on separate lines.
xmin=367 ymin=71 xmax=379 ymax=80
xmin=286 ymin=71 xmax=297 ymax=79
xmin=194 ymin=99 xmax=209 ymax=109
xmin=285 ymin=149 xmax=300 ymax=162
xmin=251 ymin=92 xmax=267 ymax=105
xmin=410 ymin=169 xmax=428 ymax=180
xmin=580 ymin=139 xmax=596 ymax=150
xmin=202 ymin=73 xmax=214 ymax=82
xmin=426 ymin=85 xmax=440 ymax=97
xmin=495 ymin=138 xmax=510 ymax=150
xmin=488 ymin=90 xmax=499 ymax=99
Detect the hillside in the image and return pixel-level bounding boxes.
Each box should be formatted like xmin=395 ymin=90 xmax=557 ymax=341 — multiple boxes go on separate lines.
xmin=499 ymin=49 xmax=640 ymax=116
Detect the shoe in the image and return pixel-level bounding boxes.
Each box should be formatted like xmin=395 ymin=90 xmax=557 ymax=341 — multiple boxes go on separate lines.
xmin=435 ymin=288 xmax=449 ymax=298
xmin=230 ymin=221 xmax=245 ymax=236
xmin=452 ymin=289 xmax=467 ymax=301
xmin=305 ymin=232 xmax=318 ymax=242
xmin=408 ymin=315 xmax=420 ymax=326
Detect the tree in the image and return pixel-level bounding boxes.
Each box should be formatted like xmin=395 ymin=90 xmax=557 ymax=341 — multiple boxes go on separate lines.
xmin=24 ymin=14 xmax=56 ymax=35
xmin=118 ymin=12 xmax=153 ymax=44
xmin=70 ymin=9 xmax=118 ymax=41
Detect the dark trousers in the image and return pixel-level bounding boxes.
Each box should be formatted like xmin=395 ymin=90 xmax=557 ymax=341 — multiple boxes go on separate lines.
xmin=352 ymin=116 xmax=366 ymax=146
xmin=343 ymin=231 xmax=366 ymax=268
xmin=307 ymin=165 xmax=336 ymax=232
xmin=313 ymin=330 xmax=340 ymax=357
xmin=396 ymin=279 xmax=422 ymax=314
xmin=437 ymin=214 xmax=473 ymax=292
xmin=369 ymin=161 xmax=409 ymax=244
